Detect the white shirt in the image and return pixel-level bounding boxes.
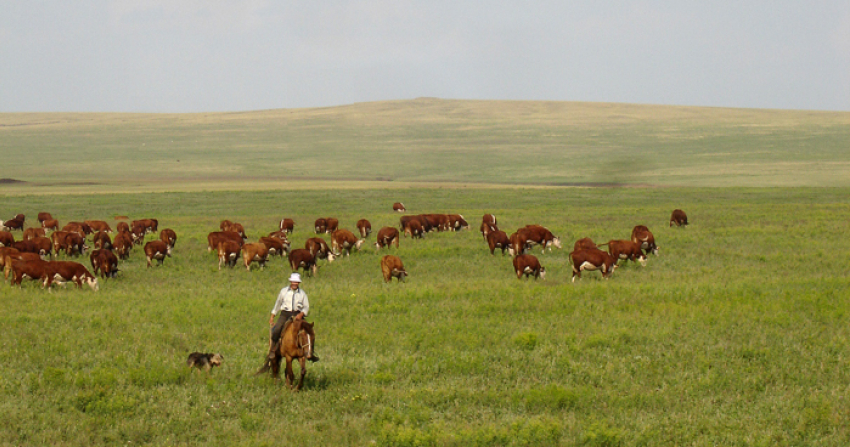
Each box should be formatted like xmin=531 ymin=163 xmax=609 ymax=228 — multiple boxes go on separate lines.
xmin=271 ymin=287 xmax=309 ymax=317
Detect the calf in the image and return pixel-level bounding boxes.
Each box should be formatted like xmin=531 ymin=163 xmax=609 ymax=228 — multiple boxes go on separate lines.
xmin=513 ymin=254 xmax=546 ymax=280
xmin=487 ymin=230 xmax=511 ymax=255
xmin=90 ymin=249 xmax=119 ymax=279
xmin=144 ymin=240 xmax=172 ymax=267
xmin=331 ymin=229 xmax=364 ymax=257
xmin=393 ymin=202 xmax=406 ymax=212
xmin=242 ymin=242 xmax=269 ymax=271
xmin=381 ymin=255 xmax=408 ymax=283
xmin=631 ymin=225 xmax=659 ymax=256
xmin=279 ymin=218 xmax=295 ymax=234
xmin=600 ymin=240 xmax=647 ymax=267
xmin=44 ymin=261 xmax=99 ymax=291
xmin=670 ymin=209 xmax=689 ymax=227
xmin=217 ymin=240 xmax=241 ymax=270
xmin=289 ymin=248 xmax=318 ymax=277
xmin=160 ymin=228 xmax=177 ymax=248
xmin=375 ymin=227 xmax=400 ymax=250
xmin=569 ymin=249 xmax=618 ymax=282
xmin=41 ymin=218 xmax=59 ymax=231
xmin=356 ymin=219 xmax=372 ymax=238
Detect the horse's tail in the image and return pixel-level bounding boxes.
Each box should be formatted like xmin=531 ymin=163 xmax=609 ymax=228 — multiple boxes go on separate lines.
xmin=254 ymin=360 xmax=271 ymax=376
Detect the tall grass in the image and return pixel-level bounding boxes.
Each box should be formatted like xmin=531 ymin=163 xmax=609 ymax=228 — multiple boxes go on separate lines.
xmin=1 ymin=186 xmax=848 ymax=445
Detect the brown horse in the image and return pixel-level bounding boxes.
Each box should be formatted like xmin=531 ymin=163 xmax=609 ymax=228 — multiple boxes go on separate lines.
xmin=256 ymin=319 xmax=315 ymax=390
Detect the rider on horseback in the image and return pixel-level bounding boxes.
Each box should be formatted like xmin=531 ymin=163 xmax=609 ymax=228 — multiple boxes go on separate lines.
xmin=268 ymin=273 xmax=319 ymax=362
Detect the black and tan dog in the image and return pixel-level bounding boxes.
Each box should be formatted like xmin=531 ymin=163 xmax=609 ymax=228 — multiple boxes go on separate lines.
xmin=186 ymin=352 xmax=223 ymax=372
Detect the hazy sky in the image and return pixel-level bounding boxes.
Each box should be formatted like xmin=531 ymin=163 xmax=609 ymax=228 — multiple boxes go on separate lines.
xmin=2 ymin=1 xmax=849 ymax=113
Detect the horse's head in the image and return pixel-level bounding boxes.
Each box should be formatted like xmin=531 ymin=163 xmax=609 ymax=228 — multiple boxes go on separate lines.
xmin=297 ymin=321 xmax=315 ymax=358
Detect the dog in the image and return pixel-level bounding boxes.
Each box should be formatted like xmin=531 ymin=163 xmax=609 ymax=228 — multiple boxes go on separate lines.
xmin=186 ymin=352 xmax=223 ymax=372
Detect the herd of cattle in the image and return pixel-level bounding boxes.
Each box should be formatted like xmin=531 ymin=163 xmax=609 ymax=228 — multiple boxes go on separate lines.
xmin=0 ymin=205 xmax=689 ymax=291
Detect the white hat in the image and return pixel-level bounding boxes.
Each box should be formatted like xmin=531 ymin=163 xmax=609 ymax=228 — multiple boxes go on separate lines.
xmin=288 ymin=273 xmax=302 ymax=283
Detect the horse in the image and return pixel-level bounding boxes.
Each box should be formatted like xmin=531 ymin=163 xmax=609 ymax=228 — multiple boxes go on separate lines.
xmin=256 ymin=319 xmax=315 ymax=390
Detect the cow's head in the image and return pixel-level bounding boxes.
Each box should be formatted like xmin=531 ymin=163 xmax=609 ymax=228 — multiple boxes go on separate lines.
xmin=551 ymin=237 xmax=562 ymax=249
xmin=638 ymin=253 xmax=647 ymax=267
xmin=85 ymin=274 xmax=99 ymax=291
xmin=166 ymin=246 xmax=173 ymax=257
xmin=326 ymin=252 xmax=336 ymax=263
xmin=538 ymin=267 xmax=546 ymax=280
xmin=355 ymin=239 xmax=365 ymax=251
xmin=393 ymin=268 xmax=408 ymax=282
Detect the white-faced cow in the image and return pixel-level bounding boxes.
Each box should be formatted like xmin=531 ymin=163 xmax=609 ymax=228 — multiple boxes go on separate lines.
xmin=44 ymin=260 xmax=99 ymax=291
xmin=356 ymin=219 xmax=372 ymax=238
xmin=569 ymin=249 xmax=618 ymax=282
xmin=331 ymin=229 xmax=364 ymax=257
xmin=573 ymin=237 xmax=598 ymax=252
xmin=279 ymin=218 xmax=295 ymax=234
xmin=90 ymin=249 xmax=119 ymax=279
xmin=217 ymin=240 xmax=241 ymax=270
xmin=289 ymin=248 xmax=318 ymax=277
xmin=144 ymin=240 xmax=171 ymax=267
xmin=487 ymin=230 xmax=510 ymax=255
xmin=242 ymin=242 xmax=269 ymax=271
xmin=393 ymin=202 xmax=406 ymax=212
xmin=381 ymin=255 xmax=408 ymax=283
xmin=160 ymin=228 xmax=177 ymax=248
xmin=305 ymin=237 xmax=335 ymax=262
xmin=598 ymin=240 xmax=647 ymax=267
xmin=512 ymin=254 xmax=546 ymax=280
xmin=631 ymin=225 xmax=658 ymax=256
xmin=519 ymin=225 xmax=562 ymax=252
xmin=375 ymin=227 xmax=400 ymax=250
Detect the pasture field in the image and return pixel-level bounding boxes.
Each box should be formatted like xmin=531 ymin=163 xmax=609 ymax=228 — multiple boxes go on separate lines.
xmin=1 ymin=186 xmax=849 ymax=446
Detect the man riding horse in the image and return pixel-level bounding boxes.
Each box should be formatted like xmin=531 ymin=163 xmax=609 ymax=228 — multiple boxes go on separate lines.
xmin=267 ymin=272 xmax=319 ymax=362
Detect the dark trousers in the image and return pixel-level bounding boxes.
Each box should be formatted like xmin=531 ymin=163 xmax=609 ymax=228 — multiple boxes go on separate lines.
xmin=270 ymin=310 xmax=300 ymax=344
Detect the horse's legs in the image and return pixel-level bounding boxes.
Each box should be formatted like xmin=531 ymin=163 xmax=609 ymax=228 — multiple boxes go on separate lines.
xmin=285 ymin=356 xmax=295 ymax=389
xmin=296 ymin=357 xmax=307 ymax=390
xmin=271 ymin=354 xmax=281 ymax=379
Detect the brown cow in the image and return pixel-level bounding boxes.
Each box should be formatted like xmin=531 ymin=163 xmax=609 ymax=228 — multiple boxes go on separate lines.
xmin=381 ymin=255 xmax=408 ymax=283
xmin=448 ymin=214 xmax=469 ymax=231
xmin=305 ymin=237 xmax=335 ymax=261
xmin=9 ymin=258 xmax=49 ymax=286
xmin=0 ymin=230 xmax=15 ymax=247
xmin=207 ymin=231 xmax=243 ymax=252
xmin=217 ymin=240 xmax=241 ymax=270
xmin=670 ymin=209 xmax=689 ymax=227
xmin=13 ymin=240 xmax=42 ymax=256
xmin=519 ymin=225 xmax=562 ymax=252
xmin=160 ymin=228 xmax=177 ymax=248
xmin=50 ymin=231 xmax=70 ymax=254
xmin=131 ymin=223 xmax=147 ymax=245
xmin=573 ymin=237 xmax=598 ymax=252
xmin=356 ymin=219 xmax=372 ymax=238
xmin=116 ymin=221 xmax=130 ymax=233
xmin=37 ymin=212 xmax=53 ymax=223
xmin=393 ymin=202 xmax=406 ymax=212
xmin=374 ymin=227 xmax=400 ymax=250
xmin=220 ymin=219 xmax=233 ymax=231
xmin=402 ymin=218 xmax=424 ymax=239
xmin=23 ymin=227 xmax=46 ymax=241
xmin=64 ymin=221 xmax=92 ymax=235
xmin=289 ymin=248 xmax=318 ymax=277
xmin=229 ymin=223 xmax=248 ymax=240
xmin=487 ymin=230 xmax=511 ymax=255
xmin=482 ymin=213 xmax=497 ymax=226
xmin=29 ymin=237 xmax=53 ymax=258
xmin=598 ymin=240 xmax=647 ymax=267
xmin=113 ymin=231 xmax=134 ymax=260
xmin=513 ymin=254 xmax=546 ymax=280
xmin=508 ymin=232 xmax=531 ymax=257
xmin=41 ymin=218 xmax=59 ymax=231
xmin=631 ymin=225 xmax=659 ymax=255
xmin=324 ymin=218 xmax=339 ymax=234
xmin=93 ymin=231 xmax=112 ymax=250
xmin=569 ymin=249 xmax=618 ymax=282
xmin=279 ymin=218 xmax=295 ymax=234
xmin=64 ymin=233 xmax=88 ymax=257
xmin=85 ymin=220 xmax=112 ymax=233
xmin=44 ymin=261 xmax=99 ymax=291
xmin=480 ymin=221 xmax=498 ymax=240
xmin=132 ymin=218 xmax=158 ymax=234
xmin=0 ymin=246 xmax=20 ymax=274
xmin=259 ymin=236 xmax=288 ymax=258
xmin=313 ymin=218 xmax=327 ymax=234
xmin=144 ymin=240 xmax=172 ymax=267
xmin=6 ymin=252 xmax=42 ymax=280
xmin=424 ymin=214 xmax=450 ymax=232
xmin=1 ymin=218 xmax=24 ymax=232
xmin=90 ymin=249 xmax=119 ymax=279
xmin=331 ymin=229 xmax=364 ymax=257
xmin=242 ymin=242 xmax=269 ymax=271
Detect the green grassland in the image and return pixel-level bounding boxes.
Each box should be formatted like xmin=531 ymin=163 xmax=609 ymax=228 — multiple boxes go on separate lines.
xmin=1 ymin=100 xmax=849 ymax=445
xmin=1 ymin=187 xmax=849 ymax=446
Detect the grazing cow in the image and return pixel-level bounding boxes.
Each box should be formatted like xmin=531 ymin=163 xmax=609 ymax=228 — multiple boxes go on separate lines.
xmin=448 ymin=214 xmax=469 ymax=231
xmin=160 ymin=228 xmax=177 ymax=248
xmin=44 ymin=261 xmax=99 ymax=291
xmin=260 ymin=236 xmax=288 ymax=257
xmin=29 ymin=237 xmax=53 ymax=258
xmin=599 ymin=240 xmax=647 ymax=267
xmin=289 ymin=248 xmax=318 ymax=277
xmin=112 ymin=231 xmax=133 ymax=260
xmin=41 ymin=219 xmax=59 ymax=231
xmin=64 ymin=233 xmax=88 ymax=257
xmin=513 ymin=254 xmax=546 ymax=280
xmin=63 ymin=222 xmax=92 ymax=236
xmin=132 ymin=219 xmax=158 ymax=234
xmin=6 ymin=252 xmax=42 ymax=280
xmin=480 ymin=221 xmax=498 ymax=240
xmin=375 ymin=227 xmax=400 ymax=250
xmin=116 ymin=221 xmax=130 ymax=233
xmin=37 ymin=212 xmax=53 ymax=224
xmin=519 ymin=225 xmax=562 ymax=252
xmin=242 ymin=242 xmax=269 ymax=271
xmin=482 ymin=213 xmax=497 ymax=226
xmin=85 ymin=220 xmax=112 ymax=233
xmin=424 ymin=214 xmax=450 ymax=232
xmin=381 ymin=255 xmax=408 ymax=283
xmin=331 ymin=229 xmax=364 ymax=257
xmin=279 ymin=218 xmax=295 ymax=234
xmin=402 ymin=218 xmax=424 ymax=239
xmin=130 ymin=223 xmax=147 ymax=245
xmin=144 ymin=240 xmax=171 ymax=267
xmin=0 ymin=230 xmax=15 ymax=247
xmin=393 ymin=202 xmax=406 ymax=212
xmin=631 ymin=225 xmax=659 ymax=255
xmin=487 ymin=230 xmax=511 ymax=255
xmin=1 ymin=218 xmax=24 ymax=232
xmin=356 ymin=219 xmax=372 ymax=238
xmin=9 ymin=258 xmax=50 ymax=287
xmin=670 ymin=209 xmax=689 ymax=227
xmin=313 ymin=218 xmax=327 ymax=234
xmin=573 ymin=237 xmax=598 ymax=252
xmin=207 ymin=231 xmax=243 ymax=252
xmin=92 ymin=231 xmax=112 ymax=250
xmin=0 ymin=246 xmax=20 ymax=272
xmin=229 ymin=222 xmax=248 ymax=240
xmin=217 ymin=240 xmax=241 ymax=270
xmin=23 ymin=227 xmax=46 ymax=241
xmin=220 ymin=220 xmax=233 ymax=231
xmin=50 ymin=231 xmax=70 ymax=255
xmin=90 ymin=249 xmax=119 ymax=279
xmin=13 ymin=240 xmax=42 ymax=256
xmin=569 ymin=249 xmax=618 ymax=282
xmin=305 ymin=237 xmax=335 ymax=262
xmin=508 ymin=232 xmax=531 ymax=257
xmin=324 ymin=218 xmax=339 ymax=234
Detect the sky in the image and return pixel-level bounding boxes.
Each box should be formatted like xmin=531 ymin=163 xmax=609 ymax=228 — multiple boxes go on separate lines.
xmin=2 ymin=1 xmax=849 ymax=113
